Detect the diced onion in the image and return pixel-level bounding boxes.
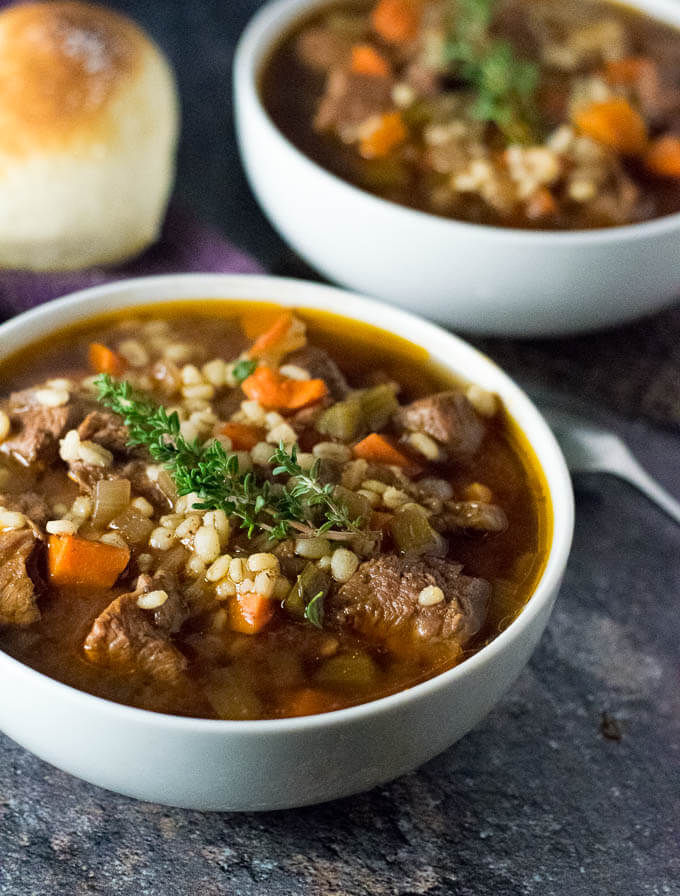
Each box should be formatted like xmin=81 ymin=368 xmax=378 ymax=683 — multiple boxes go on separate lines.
xmin=92 ymin=479 xmax=131 ymax=528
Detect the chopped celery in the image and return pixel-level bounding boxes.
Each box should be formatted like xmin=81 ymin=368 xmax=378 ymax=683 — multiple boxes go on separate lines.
xmin=359 ymin=384 xmax=399 ymax=432
xmin=333 ymin=485 xmax=371 ymax=523
xmin=388 ymin=505 xmax=440 ymax=555
xmin=315 ymin=650 xmax=378 ymax=692
xmin=284 ymin=563 xmax=331 ymax=621
xmin=317 ymin=397 xmax=363 ymax=441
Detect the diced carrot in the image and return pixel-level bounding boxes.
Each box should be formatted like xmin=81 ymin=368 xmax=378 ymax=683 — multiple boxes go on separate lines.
xmin=350 ymin=43 xmax=390 ymax=77
xmin=241 ymin=366 xmax=327 ymax=411
xmin=352 ymin=432 xmax=411 ymax=467
xmin=247 ymin=312 xmax=307 ymax=361
xmin=283 ymin=688 xmax=332 ymax=717
xmin=88 ymin=342 xmax=127 ymax=377
xmin=48 ymin=534 xmax=130 ymax=588
xmin=524 ymin=187 xmax=558 ymax=220
xmin=220 ymin=421 xmax=265 ymax=451
xmin=359 ymin=111 xmax=408 ymax=159
xmin=228 ymin=592 xmax=275 ymax=635
xmin=573 ymin=98 xmax=648 ymax=156
xmin=371 ymin=0 xmax=421 ymax=44
xmin=644 ymin=134 xmax=680 ymax=178
xmin=604 ymin=56 xmax=656 ymax=87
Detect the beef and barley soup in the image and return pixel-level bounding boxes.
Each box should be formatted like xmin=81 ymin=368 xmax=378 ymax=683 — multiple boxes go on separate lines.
xmin=262 ymin=0 xmax=680 ymax=228
xmin=0 ymin=303 xmax=549 ymax=718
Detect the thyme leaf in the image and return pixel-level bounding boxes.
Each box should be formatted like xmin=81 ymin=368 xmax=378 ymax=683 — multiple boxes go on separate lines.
xmin=95 ymin=374 xmax=364 ymax=542
xmin=444 ymin=0 xmax=540 ymax=143
xmin=303 ymin=590 xmax=325 ymax=629
xmin=232 ymin=359 xmax=258 ymax=384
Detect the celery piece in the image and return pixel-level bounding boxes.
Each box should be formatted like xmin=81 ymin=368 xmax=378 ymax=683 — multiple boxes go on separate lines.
xmin=388 ymin=505 xmax=439 ymax=555
xmin=284 ymin=563 xmax=331 ymax=620
xmin=315 ymin=650 xmax=378 ymax=692
xmin=360 ymin=385 xmax=399 ymax=432
xmin=317 ymin=397 xmax=363 ymax=442
xmin=333 ymin=486 xmax=371 ymax=523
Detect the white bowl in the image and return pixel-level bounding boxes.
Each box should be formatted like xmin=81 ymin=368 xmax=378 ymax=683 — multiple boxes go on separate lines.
xmin=0 ymin=274 xmax=574 ymax=810
xmin=234 ymin=0 xmax=680 ymax=337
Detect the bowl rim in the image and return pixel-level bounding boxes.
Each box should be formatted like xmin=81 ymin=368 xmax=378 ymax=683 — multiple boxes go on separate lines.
xmin=233 ymin=0 xmax=680 ymax=244
xmin=0 ymin=272 xmax=574 ymax=734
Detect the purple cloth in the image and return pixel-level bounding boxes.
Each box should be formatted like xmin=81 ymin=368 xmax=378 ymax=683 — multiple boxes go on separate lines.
xmin=0 ymin=206 xmax=263 ymax=319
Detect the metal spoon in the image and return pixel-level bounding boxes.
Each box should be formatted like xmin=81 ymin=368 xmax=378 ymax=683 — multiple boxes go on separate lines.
xmin=540 ymin=407 xmax=680 ymax=526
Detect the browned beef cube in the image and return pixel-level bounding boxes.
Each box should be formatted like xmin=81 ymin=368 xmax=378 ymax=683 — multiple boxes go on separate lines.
xmin=296 ymin=26 xmax=353 ymax=72
xmin=315 ymin=67 xmax=393 ymax=134
xmin=148 ymin=569 xmax=189 ymax=634
xmin=1 ymin=390 xmax=83 ymax=467
xmin=0 ymin=492 xmax=51 ymax=529
xmin=328 ymin=554 xmax=489 ymax=645
xmin=432 ymin=501 xmax=508 ymax=535
xmin=0 ymin=530 xmax=42 ymax=627
xmin=83 ymin=571 xmax=188 ymax=683
xmin=286 ymin=346 xmax=351 ymax=400
xmin=394 ymin=391 xmax=485 ymax=457
xmin=77 ymin=411 xmax=132 ymax=456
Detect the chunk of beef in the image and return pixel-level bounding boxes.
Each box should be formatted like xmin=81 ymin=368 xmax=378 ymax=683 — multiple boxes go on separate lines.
xmin=0 ymin=530 xmax=42 ymax=627
xmin=432 ymin=501 xmax=508 ymax=535
xmin=394 ymin=391 xmax=485 ymax=457
xmin=273 ymin=539 xmax=307 ymax=581
xmin=328 ymin=554 xmax=489 ymax=645
xmin=0 ymin=492 xmax=51 ymax=529
xmin=296 ymin=26 xmax=353 ymax=72
xmin=147 ymin=569 xmax=189 ymax=634
xmin=1 ymin=390 xmax=85 ymax=467
xmin=315 ymin=67 xmax=393 ymax=135
xmin=77 ymin=411 xmax=133 ymax=457
xmin=286 ymin=346 xmax=351 ymax=400
xmin=83 ymin=571 xmax=188 ymax=683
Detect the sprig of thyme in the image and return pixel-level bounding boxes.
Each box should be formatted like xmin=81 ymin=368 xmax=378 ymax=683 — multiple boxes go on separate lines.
xmin=95 ymin=374 xmax=364 ymax=542
xmin=270 ymin=445 xmax=363 ymax=538
xmin=444 ymin=0 xmax=540 ymax=143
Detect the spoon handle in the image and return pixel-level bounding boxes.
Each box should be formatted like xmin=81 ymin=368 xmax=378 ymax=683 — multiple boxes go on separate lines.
xmin=612 ymin=449 xmax=680 ymax=526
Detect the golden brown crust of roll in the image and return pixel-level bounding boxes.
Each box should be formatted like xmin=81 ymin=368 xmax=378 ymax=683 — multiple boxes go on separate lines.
xmin=0 ymin=1 xmax=149 ymax=156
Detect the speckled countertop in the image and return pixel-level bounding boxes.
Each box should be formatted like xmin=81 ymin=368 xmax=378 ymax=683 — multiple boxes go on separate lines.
xmin=1 ymin=2 xmax=679 ymax=894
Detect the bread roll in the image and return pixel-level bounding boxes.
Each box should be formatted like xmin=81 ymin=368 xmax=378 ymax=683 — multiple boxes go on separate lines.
xmin=0 ymin=1 xmax=179 ymax=270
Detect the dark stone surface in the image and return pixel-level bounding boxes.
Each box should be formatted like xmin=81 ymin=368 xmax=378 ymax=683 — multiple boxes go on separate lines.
xmin=1 ymin=2 xmax=679 ymax=894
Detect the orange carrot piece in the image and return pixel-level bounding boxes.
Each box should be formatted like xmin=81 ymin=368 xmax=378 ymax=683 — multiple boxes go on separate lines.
xmin=228 ymin=592 xmax=275 ymax=635
xmin=359 ymin=111 xmax=407 ymax=159
xmin=644 ymin=134 xmax=680 ymax=178
xmin=371 ymin=0 xmax=421 ymax=44
xmin=48 ymin=535 xmax=130 ymax=588
xmin=350 ymin=43 xmax=390 ymax=77
xmin=573 ymin=98 xmax=648 ymax=156
xmin=604 ymin=56 xmax=656 ymax=87
xmin=352 ymin=432 xmax=411 ymax=467
xmin=247 ymin=312 xmax=307 ymax=360
xmin=241 ymin=366 xmax=328 ymax=411
xmin=283 ymin=688 xmax=332 ymax=717
xmin=88 ymin=342 xmax=127 ymax=377
xmin=220 ymin=421 xmax=265 ymax=451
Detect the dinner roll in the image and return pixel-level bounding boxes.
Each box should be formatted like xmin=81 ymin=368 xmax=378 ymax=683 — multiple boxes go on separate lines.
xmin=0 ymin=1 xmax=179 ymax=270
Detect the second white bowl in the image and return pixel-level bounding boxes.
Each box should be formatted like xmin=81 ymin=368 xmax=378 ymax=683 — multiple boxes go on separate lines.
xmin=0 ymin=274 xmax=573 ymax=810
xmin=234 ymin=0 xmax=680 ymax=337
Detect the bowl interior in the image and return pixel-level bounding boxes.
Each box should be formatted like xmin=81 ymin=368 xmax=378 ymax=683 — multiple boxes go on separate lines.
xmin=0 ymin=273 xmax=574 ymax=730
xmin=235 ymin=0 xmax=680 ymax=245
